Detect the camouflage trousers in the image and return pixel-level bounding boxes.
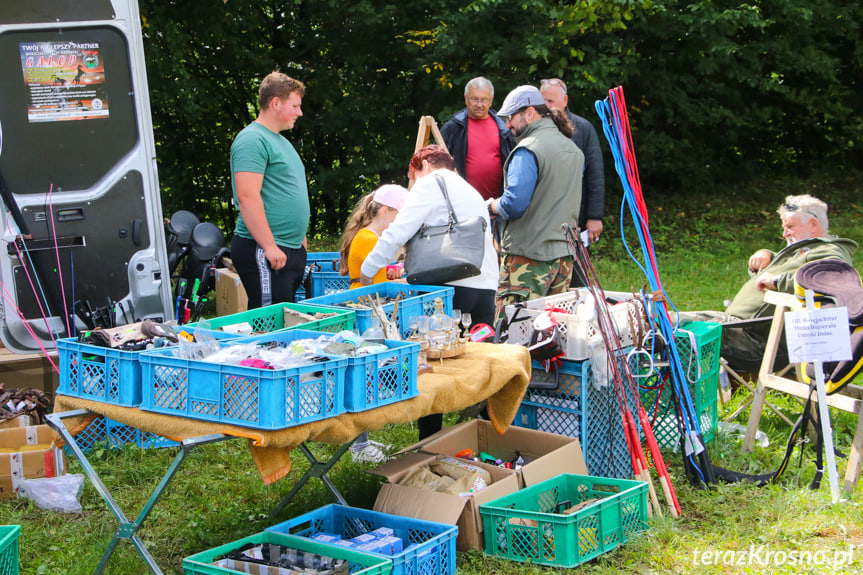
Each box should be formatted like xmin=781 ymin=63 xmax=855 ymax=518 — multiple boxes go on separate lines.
xmin=495 ymin=254 xmax=574 ymax=320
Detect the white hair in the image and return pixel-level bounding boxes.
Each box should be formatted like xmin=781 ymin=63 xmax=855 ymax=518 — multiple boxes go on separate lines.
xmin=464 ymin=76 xmax=494 ymax=98
xmin=777 ymin=194 xmax=829 ymax=233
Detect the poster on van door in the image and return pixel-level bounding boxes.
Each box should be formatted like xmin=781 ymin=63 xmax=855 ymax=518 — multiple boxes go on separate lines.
xmin=19 ymin=41 xmax=109 ymax=123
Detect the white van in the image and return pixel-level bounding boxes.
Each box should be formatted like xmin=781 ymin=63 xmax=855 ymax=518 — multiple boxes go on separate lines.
xmin=0 ymin=0 xmax=172 ymax=352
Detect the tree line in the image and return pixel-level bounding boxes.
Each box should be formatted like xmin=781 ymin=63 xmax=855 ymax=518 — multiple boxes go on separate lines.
xmin=140 ymin=0 xmax=863 ymax=239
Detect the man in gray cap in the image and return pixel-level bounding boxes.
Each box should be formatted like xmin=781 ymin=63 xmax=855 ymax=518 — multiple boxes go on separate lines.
xmin=487 ymin=85 xmax=585 ymax=318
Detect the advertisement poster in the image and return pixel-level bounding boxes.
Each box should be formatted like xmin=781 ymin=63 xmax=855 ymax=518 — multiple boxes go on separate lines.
xmin=19 ymin=41 xmax=109 ymax=122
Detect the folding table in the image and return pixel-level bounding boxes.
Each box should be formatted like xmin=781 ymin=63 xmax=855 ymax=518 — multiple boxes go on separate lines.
xmin=48 ymin=342 xmax=531 ymax=574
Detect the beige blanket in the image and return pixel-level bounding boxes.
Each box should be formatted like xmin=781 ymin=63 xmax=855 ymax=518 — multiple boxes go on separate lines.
xmin=54 ymin=342 xmax=530 ymax=484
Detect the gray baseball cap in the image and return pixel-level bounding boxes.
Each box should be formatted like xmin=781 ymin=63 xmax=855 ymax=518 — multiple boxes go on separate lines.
xmin=497 ymin=85 xmax=545 ymax=118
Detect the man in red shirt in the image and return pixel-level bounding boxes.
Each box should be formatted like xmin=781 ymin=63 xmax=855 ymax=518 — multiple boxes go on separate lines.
xmin=440 ymin=77 xmax=515 ymax=201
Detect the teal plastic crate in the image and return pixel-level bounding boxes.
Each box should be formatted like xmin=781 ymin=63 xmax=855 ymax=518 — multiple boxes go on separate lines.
xmin=267 ymin=504 xmax=456 ymax=575
xmin=57 ymin=338 xmax=143 ymax=406
xmin=303 ymin=283 xmax=454 ymax=339
xmin=139 ymin=331 xmax=348 ymax=430
xmin=636 ymin=321 xmax=721 ymax=449
xmin=0 ymin=526 xmax=19 ymax=575
xmin=306 ymin=255 xmax=351 ymax=298
xmin=479 ymin=474 xmax=647 ymax=568
xmin=246 ymin=332 xmax=420 ymax=412
xmin=187 ymin=302 xmax=355 ymax=337
xmin=183 ymin=530 xmax=392 ymax=575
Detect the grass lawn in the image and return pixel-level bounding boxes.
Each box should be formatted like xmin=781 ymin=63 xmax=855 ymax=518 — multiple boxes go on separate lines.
xmin=3 ymin=169 xmax=863 ymax=574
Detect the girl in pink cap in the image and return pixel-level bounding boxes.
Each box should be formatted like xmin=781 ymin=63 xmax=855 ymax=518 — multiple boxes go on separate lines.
xmin=339 ymin=184 xmax=409 ymax=289
xmin=338 ymin=184 xmax=409 ymax=462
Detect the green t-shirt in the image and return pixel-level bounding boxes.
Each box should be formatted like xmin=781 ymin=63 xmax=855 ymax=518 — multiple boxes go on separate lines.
xmin=230 ymin=122 xmax=310 ymax=248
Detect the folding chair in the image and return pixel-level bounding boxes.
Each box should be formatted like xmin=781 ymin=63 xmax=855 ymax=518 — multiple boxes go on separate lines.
xmin=742 ymin=289 xmax=863 ymax=492
xmin=718 ymin=315 xmax=797 ymax=426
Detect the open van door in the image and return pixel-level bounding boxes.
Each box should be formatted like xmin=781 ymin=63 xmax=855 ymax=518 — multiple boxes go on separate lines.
xmin=0 ymin=0 xmax=172 ymax=353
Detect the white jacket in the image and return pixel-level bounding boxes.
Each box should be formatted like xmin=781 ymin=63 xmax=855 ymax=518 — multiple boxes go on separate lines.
xmin=360 ymin=169 xmax=499 ymax=290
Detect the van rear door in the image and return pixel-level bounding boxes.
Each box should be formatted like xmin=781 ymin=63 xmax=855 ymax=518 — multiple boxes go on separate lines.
xmin=0 ymin=0 xmax=171 ymax=352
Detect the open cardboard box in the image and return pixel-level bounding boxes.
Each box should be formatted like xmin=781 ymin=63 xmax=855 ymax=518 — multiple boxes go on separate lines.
xmin=369 ymin=421 xmax=589 ymax=550
xmin=0 ymin=424 xmax=65 ymax=500
xmin=368 ymin=451 xmax=518 ymax=551
xmin=407 ymin=419 xmax=588 ymax=488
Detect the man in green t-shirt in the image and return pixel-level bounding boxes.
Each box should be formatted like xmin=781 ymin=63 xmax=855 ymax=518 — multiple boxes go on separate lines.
xmin=230 ymin=72 xmax=310 ymax=308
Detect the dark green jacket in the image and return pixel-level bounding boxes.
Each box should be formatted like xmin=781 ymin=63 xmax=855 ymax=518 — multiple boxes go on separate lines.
xmin=725 ymin=235 xmax=858 ymax=319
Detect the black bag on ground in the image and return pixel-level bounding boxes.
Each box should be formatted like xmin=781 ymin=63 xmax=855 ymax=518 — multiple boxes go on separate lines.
xmin=404 ymin=174 xmax=486 ymax=285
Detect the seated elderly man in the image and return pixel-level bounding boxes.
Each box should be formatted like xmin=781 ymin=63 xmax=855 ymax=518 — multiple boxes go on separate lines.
xmin=679 ymin=194 xmax=857 ymax=370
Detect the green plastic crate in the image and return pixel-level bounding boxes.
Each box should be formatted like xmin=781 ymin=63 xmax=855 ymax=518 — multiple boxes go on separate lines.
xmin=637 ymin=321 xmax=721 ymax=449
xmin=188 ymin=302 xmax=355 ymax=336
xmin=183 ymin=531 xmax=392 ymax=575
xmin=0 ymin=526 xmax=20 ymax=575
xmin=479 ymin=474 xmax=647 ymax=568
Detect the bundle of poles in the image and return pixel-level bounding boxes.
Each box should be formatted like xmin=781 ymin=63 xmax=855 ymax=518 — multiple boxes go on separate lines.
xmin=559 ymin=85 xmax=726 ymax=514
xmin=564 ymin=224 xmax=680 ymax=518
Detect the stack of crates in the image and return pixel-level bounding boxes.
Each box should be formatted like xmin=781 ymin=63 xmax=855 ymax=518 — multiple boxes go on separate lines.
xmin=635 ymin=321 xmax=721 ymax=449
xmin=513 ymin=358 xmax=634 ymax=480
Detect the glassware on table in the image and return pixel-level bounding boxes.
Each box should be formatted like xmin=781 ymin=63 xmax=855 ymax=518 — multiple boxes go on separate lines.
xmin=408 ymin=316 xmax=419 ymax=340
xmin=461 ymin=312 xmax=472 ymax=334
xmin=417 ymin=316 xmax=430 ymax=339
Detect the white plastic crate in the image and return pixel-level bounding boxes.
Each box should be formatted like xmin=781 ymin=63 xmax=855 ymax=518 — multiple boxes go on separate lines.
xmin=503 ymin=289 xmax=645 ymax=360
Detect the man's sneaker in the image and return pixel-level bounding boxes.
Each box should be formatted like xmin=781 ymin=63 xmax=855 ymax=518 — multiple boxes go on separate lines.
xmin=351 ymin=440 xmax=391 ymax=464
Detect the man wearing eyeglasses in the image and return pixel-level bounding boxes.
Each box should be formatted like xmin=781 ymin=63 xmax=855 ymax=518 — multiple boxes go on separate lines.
xmin=539 ymin=78 xmax=605 ymax=254
xmin=439 ymin=77 xmax=515 ymax=201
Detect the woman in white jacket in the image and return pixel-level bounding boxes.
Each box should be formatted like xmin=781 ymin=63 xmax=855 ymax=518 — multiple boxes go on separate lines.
xmin=359 ymin=145 xmax=500 ymax=438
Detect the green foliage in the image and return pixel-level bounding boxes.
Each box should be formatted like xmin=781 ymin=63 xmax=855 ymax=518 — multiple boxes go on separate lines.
xmin=140 ymin=0 xmax=863 ymax=240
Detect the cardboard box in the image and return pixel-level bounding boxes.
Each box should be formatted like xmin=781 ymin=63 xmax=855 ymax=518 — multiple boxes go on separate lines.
xmin=215 ymin=268 xmax=248 ymax=316
xmin=409 ymin=419 xmax=588 ymax=488
xmin=0 ymin=344 xmax=59 ymax=398
xmin=0 ymin=424 xmax=65 ymax=500
xmin=0 ymin=414 xmax=31 ymax=430
xmin=369 ymin=451 xmax=519 ymax=551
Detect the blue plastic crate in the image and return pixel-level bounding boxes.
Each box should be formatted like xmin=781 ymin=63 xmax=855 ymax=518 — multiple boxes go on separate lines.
xmin=305 ymin=253 xmax=350 ymax=298
xmin=310 ymin=269 xmax=351 ymax=298
xmin=139 ymin=331 xmax=348 ymax=429
xmin=513 ymin=358 xmax=633 ymax=480
xmin=57 ymin=338 xmax=144 ymax=406
xmin=247 ymin=331 xmax=420 ymax=412
xmin=267 ymin=504 xmax=457 ymax=575
xmin=303 ymin=283 xmax=454 ymax=339
xmin=513 ymin=359 xmax=587 ymax=439
xmin=64 ymin=415 xmax=179 ymax=455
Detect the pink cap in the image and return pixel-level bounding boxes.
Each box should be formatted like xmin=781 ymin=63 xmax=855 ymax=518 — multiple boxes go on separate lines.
xmin=373 ymin=184 xmax=409 ymax=211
